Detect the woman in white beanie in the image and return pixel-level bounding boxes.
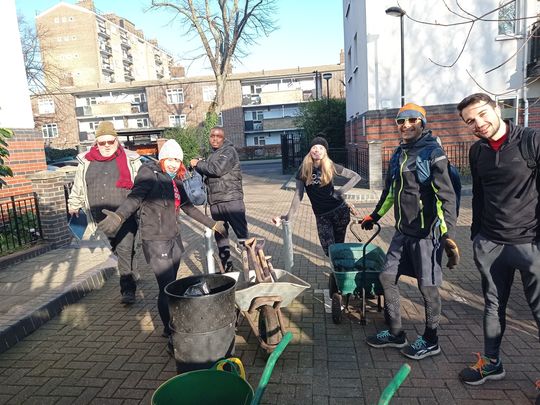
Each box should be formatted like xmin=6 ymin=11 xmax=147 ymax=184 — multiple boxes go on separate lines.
xmin=98 ymin=139 xmax=226 ymax=353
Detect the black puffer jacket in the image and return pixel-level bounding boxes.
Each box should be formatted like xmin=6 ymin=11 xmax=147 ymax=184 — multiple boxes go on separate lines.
xmin=194 ymin=139 xmax=244 ymax=205
xmin=116 ymin=163 xmax=215 ymax=241
xmin=470 ymin=121 xmax=540 ymax=244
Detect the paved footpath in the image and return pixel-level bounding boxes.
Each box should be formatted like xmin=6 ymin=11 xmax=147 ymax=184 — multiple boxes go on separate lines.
xmin=0 ymin=163 xmax=538 ymax=404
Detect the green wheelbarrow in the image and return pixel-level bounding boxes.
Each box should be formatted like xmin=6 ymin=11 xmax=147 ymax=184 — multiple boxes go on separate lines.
xmin=152 ymin=331 xmax=293 ymax=405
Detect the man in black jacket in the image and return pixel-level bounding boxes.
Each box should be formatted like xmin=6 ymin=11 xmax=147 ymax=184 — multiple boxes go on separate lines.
xmin=190 ymin=127 xmax=249 ymax=272
xmin=362 ymin=103 xmax=459 ymax=360
xmin=457 ymin=93 xmax=540 ymax=385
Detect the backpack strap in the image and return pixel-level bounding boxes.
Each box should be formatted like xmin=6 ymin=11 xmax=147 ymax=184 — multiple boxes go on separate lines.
xmin=520 ymin=129 xmax=537 ymax=170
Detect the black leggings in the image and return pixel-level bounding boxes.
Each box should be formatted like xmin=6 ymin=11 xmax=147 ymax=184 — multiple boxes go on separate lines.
xmin=142 ymin=236 xmax=184 ymax=333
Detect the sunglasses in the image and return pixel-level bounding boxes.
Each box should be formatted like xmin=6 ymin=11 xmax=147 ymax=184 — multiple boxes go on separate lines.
xmin=396 ymin=117 xmax=422 ymax=125
xmin=97 ymin=140 xmax=116 ymax=146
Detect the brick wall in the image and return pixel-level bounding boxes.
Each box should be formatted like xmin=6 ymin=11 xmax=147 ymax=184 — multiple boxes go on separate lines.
xmin=0 ymin=128 xmax=47 ymax=199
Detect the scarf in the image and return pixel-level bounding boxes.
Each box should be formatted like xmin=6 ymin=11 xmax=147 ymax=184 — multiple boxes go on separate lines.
xmin=85 ymin=144 xmax=133 ymax=189
xmin=159 ymin=160 xmax=187 ymax=211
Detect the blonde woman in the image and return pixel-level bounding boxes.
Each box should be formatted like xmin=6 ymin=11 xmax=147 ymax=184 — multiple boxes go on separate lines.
xmin=273 ymin=136 xmax=361 ymax=256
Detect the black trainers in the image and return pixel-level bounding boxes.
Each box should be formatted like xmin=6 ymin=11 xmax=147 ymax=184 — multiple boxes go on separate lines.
xmin=401 ymin=336 xmax=441 ymax=360
xmin=121 ymin=291 xmax=135 ymax=305
xmin=366 ymin=330 xmax=407 ymax=348
xmin=459 ymin=353 xmax=506 ymax=385
xmin=224 ymin=261 xmax=235 ymax=273
xmin=166 ymin=336 xmax=174 ymax=357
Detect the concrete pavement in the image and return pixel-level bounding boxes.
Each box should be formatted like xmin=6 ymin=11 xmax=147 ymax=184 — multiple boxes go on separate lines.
xmin=0 ymin=163 xmax=538 ymax=404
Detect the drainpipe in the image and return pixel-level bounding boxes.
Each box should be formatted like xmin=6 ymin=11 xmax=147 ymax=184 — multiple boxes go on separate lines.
xmin=522 ymin=1 xmax=529 ymax=127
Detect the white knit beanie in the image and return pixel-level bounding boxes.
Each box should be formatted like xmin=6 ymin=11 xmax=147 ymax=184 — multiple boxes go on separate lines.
xmin=158 ymin=139 xmax=184 ymax=161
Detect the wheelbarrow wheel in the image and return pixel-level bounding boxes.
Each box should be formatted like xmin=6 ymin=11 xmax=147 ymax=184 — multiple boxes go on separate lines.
xmin=331 ymin=293 xmax=343 ymax=324
xmin=258 ymin=305 xmax=282 ymax=346
xmin=328 ymin=273 xmax=338 ymax=298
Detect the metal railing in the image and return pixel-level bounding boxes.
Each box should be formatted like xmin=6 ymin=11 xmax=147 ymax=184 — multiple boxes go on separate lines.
xmin=347 ymin=145 xmax=369 ymax=184
xmin=0 ymin=194 xmax=43 ymax=256
xmin=382 ymin=141 xmax=474 ymax=183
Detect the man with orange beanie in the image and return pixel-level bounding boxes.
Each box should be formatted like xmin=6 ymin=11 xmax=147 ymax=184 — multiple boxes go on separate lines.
xmin=363 ymin=103 xmax=459 ymax=360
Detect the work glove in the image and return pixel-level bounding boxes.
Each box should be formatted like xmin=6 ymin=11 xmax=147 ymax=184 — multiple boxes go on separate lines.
xmin=212 ymin=221 xmax=228 ymax=237
xmin=98 ymin=209 xmax=124 ymax=237
xmin=443 ymin=236 xmax=460 ymax=269
xmin=361 ymin=215 xmax=375 ymax=230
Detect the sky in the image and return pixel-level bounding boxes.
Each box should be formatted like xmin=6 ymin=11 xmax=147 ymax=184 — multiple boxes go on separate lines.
xmin=15 ymin=0 xmax=345 ymax=77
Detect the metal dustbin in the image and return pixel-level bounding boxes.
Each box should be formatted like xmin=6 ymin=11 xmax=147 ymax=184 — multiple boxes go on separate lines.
xmin=165 ymin=274 xmax=237 ymax=373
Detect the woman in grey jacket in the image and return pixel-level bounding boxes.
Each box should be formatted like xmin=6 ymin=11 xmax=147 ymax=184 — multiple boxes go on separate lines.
xmin=98 ymin=140 xmax=226 ymax=348
xmin=273 ymin=136 xmax=361 ymax=256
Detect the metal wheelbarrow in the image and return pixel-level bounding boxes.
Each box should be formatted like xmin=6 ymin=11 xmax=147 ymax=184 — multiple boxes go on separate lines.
xmin=226 ymin=237 xmax=310 ymax=353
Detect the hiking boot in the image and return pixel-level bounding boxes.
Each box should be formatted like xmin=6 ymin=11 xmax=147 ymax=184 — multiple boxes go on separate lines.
xmin=459 ymin=353 xmax=505 ymax=385
xmin=121 ymin=291 xmax=135 ymax=305
xmin=366 ymin=330 xmax=407 ymax=348
xmin=401 ymin=336 xmax=441 ymax=360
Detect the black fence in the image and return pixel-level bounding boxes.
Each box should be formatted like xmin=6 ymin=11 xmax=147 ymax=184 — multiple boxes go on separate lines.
xmin=0 ymin=194 xmax=43 ymax=256
xmin=382 ymin=141 xmax=474 ymax=183
xmin=347 ymin=146 xmax=369 ymax=186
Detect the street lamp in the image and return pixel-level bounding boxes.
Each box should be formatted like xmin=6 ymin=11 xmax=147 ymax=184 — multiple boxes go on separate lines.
xmin=322 ymin=72 xmax=332 ymax=101
xmin=385 ymin=6 xmax=406 ymax=107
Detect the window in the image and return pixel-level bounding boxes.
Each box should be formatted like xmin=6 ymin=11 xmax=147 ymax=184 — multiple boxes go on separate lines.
xmin=89 ymin=121 xmax=101 ymax=131
xmin=254 ymin=136 xmax=266 ymax=146
xmin=38 ymin=99 xmax=55 ymax=114
xmin=203 ymin=86 xmax=217 ymax=102
xmin=169 ymin=115 xmax=186 ymax=127
xmin=137 ymin=118 xmax=149 ymax=128
xmin=166 ymin=88 xmax=184 ymax=104
xmin=42 ymin=123 xmax=58 ymax=138
xmin=496 ymin=96 xmax=519 ymax=122
xmin=250 ymin=84 xmax=262 ymax=94
xmin=86 ymin=97 xmax=97 ymax=105
xmin=206 ymin=112 xmax=223 ymax=127
xmin=251 ymin=110 xmax=264 ymax=121
xmin=498 ymin=0 xmax=517 ymax=36
xmin=133 ymin=93 xmax=146 ymax=103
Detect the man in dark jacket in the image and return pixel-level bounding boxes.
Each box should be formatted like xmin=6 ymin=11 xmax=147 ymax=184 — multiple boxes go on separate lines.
xmin=190 ymin=127 xmax=249 ymax=272
xmin=457 ymin=93 xmax=540 ymax=385
xmin=362 ymin=103 xmax=459 ymax=360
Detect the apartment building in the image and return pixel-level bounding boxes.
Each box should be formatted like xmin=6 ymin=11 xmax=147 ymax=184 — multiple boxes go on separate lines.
xmin=32 ymin=63 xmax=345 ymax=152
xmin=343 ymin=0 xmax=540 ymax=188
xmin=36 ymin=0 xmax=179 ymax=89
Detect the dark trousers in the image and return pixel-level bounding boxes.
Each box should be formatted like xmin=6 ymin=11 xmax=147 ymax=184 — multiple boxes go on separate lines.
xmin=380 ymin=231 xmax=443 ymax=337
xmin=210 ymin=200 xmax=249 ymax=266
xmin=314 ymin=203 xmax=350 ymax=256
xmin=142 ymin=236 xmax=184 ymax=333
xmin=473 ymin=234 xmax=540 ymax=359
xmin=108 ymin=215 xmax=138 ymax=294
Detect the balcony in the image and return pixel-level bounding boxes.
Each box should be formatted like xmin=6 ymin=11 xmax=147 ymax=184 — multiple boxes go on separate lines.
xmin=101 ymin=63 xmax=114 ymax=73
xmin=154 ymin=55 xmax=163 ymax=65
xmin=121 ymin=40 xmax=131 ymax=49
xmin=156 ymin=70 xmax=164 ymax=79
xmin=244 ymin=121 xmax=263 ymax=131
xmin=242 ymin=94 xmax=261 ymax=106
xmin=99 ymin=45 xmax=112 ymax=55
xmin=97 ymin=28 xmax=110 ymax=39
xmin=124 ymin=72 xmax=135 ymax=81
xmin=75 ymin=106 xmax=92 ymax=117
xmin=123 ymin=55 xmax=133 ymax=65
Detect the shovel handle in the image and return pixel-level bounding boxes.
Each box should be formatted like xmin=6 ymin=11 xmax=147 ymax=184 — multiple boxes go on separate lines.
xmin=250 ymin=332 xmax=293 ymax=405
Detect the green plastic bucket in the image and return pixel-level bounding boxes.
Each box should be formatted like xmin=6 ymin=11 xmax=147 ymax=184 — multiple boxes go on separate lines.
xmin=152 ymin=368 xmax=253 ymax=405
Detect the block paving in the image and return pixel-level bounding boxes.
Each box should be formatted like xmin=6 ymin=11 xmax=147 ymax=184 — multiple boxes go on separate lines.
xmin=0 ymin=162 xmax=538 ymax=404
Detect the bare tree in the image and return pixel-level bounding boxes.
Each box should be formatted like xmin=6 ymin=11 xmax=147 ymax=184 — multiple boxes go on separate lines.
xmin=150 ymin=0 xmax=278 ymax=114
xmin=18 ymin=15 xmax=66 ymax=95
xmin=398 ymin=0 xmax=539 ymax=96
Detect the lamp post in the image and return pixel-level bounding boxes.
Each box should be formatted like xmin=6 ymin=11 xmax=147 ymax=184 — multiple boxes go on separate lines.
xmin=385 ymin=6 xmax=406 ymax=107
xmin=322 ymin=72 xmax=332 ymax=101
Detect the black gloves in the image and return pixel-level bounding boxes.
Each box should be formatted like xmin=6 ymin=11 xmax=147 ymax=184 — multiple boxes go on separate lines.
xmin=361 ymin=215 xmax=375 ymax=230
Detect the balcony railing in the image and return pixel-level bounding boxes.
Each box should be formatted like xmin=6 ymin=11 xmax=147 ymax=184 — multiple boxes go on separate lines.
xmin=75 ymin=106 xmax=92 ymax=117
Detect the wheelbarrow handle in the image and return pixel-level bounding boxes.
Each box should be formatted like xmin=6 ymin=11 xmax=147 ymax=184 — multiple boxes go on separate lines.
xmin=350 ymin=221 xmax=381 ymax=245
xmin=250 ymin=332 xmax=293 ymax=405
xmin=377 ymin=363 xmax=411 ymax=405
